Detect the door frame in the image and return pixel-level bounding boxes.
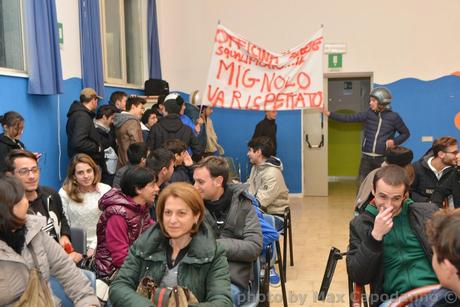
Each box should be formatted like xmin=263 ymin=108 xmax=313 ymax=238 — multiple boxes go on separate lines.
xmin=301 ymin=72 xmax=373 ymax=196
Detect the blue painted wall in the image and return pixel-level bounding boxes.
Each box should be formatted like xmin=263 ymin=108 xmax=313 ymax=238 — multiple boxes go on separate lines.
xmin=0 ymin=75 xmax=141 ymax=189
xmin=381 ymin=75 xmax=460 ymax=161
xmin=1 ymin=74 xmax=458 ymax=193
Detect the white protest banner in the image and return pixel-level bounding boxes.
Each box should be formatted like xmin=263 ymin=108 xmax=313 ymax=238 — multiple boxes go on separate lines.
xmin=204 ymin=25 xmax=324 ymax=111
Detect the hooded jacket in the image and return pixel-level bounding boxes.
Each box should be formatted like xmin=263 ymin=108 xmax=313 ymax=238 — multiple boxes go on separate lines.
xmin=329 ymin=108 xmax=410 ymax=156
xmin=113 ymin=112 xmax=143 ymax=168
xmin=109 ymin=223 xmax=233 ymax=306
xmin=412 ymin=154 xmax=454 ymax=202
xmin=0 ymin=215 xmax=99 ymax=307
xmin=147 ymin=114 xmax=203 ymax=161
xmin=95 ymin=188 xmax=153 ymax=278
xmin=204 ymin=184 xmax=262 ymax=289
xmin=346 ymin=201 xmax=438 ymax=307
xmin=0 ymin=133 xmax=25 ymax=172
xmin=247 ymin=156 xmax=290 ymax=215
xmin=66 ymin=101 xmax=102 ymax=161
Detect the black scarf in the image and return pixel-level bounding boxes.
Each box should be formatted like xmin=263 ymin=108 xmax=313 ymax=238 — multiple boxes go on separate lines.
xmin=0 ymin=225 xmax=27 ymax=254
xmin=204 ymin=187 xmax=233 ymax=223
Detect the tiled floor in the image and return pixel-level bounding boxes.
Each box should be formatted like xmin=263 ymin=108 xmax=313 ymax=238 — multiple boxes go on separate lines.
xmin=270 ymin=180 xmax=357 ymax=307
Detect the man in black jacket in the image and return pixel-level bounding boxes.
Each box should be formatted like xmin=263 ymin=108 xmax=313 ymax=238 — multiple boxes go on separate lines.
xmin=347 ymin=165 xmax=438 ymax=306
xmin=323 ymin=87 xmax=410 ymax=183
xmin=252 ymin=110 xmax=277 ymax=155
xmin=66 ymin=87 xmax=103 ymax=161
xmin=412 ymin=136 xmax=458 ymax=203
xmin=431 ymin=151 xmax=460 ymax=208
xmin=147 ymin=93 xmax=203 ymax=161
xmin=5 ymin=150 xmax=82 ymax=263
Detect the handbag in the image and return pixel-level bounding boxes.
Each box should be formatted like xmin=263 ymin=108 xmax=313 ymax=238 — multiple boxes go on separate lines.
xmin=14 ymin=245 xmax=54 ymax=307
xmin=136 ymin=276 xmax=198 ymax=307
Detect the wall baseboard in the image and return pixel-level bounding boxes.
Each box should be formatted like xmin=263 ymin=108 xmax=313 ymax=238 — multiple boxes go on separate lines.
xmin=328 ymin=176 xmax=358 ymax=182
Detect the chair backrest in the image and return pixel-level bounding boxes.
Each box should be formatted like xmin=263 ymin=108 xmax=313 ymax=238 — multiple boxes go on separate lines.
xmin=222 ymin=156 xmax=241 ymax=182
xmin=70 ymin=227 xmax=87 ymax=255
xmin=241 ymin=258 xmax=261 ymax=307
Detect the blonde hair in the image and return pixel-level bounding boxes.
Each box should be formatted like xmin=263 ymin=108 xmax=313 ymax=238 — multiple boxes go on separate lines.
xmin=62 ymin=153 xmax=101 ymax=203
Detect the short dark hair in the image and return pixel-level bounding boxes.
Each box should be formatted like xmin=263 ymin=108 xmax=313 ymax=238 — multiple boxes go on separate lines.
xmin=126 ymin=96 xmax=146 ymax=111
xmin=146 ymin=148 xmax=175 ymax=174
xmin=427 ymin=209 xmax=460 ymax=278
xmin=96 ymin=104 xmax=118 ymax=119
xmin=109 ymin=91 xmax=127 ymax=105
xmin=5 ymin=150 xmax=38 ymax=173
xmin=0 ymin=111 xmax=24 ymax=128
xmin=432 ymin=136 xmax=458 ymax=158
xmin=127 ymin=142 xmax=149 ymax=165
xmin=248 ymin=136 xmax=275 ymax=158
xmin=141 ymin=108 xmax=160 ymax=126
xmin=193 ymin=156 xmax=229 ymax=187
xmin=0 ymin=175 xmax=26 ymax=232
xmin=163 ymin=139 xmax=187 ymax=155
xmin=120 ymin=166 xmax=156 ymax=197
xmin=373 ymin=164 xmax=410 ymax=193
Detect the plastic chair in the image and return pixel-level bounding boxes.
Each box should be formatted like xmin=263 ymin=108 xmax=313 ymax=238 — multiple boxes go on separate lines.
xmin=70 ymin=227 xmax=87 ymax=255
xmin=222 ymin=156 xmax=241 ymax=182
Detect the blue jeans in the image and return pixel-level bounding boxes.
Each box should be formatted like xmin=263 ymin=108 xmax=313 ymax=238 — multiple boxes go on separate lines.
xmin=49 ymin=269 xmax=95 ymax=307
xmin=231 ymin=283 xmax=248 ymax=307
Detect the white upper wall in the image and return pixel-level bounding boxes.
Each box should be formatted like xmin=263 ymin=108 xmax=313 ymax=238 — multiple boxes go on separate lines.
xmin=157 ymin=0 xmax=460 ymax=92
xmin=56 ymin=0 xmax=81 ymax=79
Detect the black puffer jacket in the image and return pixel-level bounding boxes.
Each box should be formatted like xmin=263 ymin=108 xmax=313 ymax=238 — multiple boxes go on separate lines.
xmin=329 ymin=108 xmax=410 ymax=155
xmin=411 ymin=155 xmax=454 ymax=202
xmin=66 ymin=101 xmax=102 ymax=160
xmin=346 ymin=202 xmax=438 ymax=307
xmin=431 ymin=167 xmax=460 ymax=208
xmin=147 ymin=114 xmax=203 ymax=160
xmin=0 ymin=133 xmax=25 ymax=172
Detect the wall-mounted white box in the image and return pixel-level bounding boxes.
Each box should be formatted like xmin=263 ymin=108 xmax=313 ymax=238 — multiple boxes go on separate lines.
xmin=421 ymin=136 xmax=433 ymax=142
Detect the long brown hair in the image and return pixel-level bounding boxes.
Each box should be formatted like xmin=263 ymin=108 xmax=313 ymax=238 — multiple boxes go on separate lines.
xmin=62 ymin=154 xmax=101 ymax=203
xmin=0 ymin=176 xmax=26 ymax=232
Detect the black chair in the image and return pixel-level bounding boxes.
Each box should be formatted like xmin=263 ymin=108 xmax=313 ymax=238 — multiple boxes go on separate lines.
xmin=274 ymin=207 xmax=294 ymax=281
xmin=70 ymin=227 xmax=87 ymax=255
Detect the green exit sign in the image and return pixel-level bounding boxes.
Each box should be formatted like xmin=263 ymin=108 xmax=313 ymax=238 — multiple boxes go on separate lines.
xmin=328 ymin=53 xmax=342 ymax=69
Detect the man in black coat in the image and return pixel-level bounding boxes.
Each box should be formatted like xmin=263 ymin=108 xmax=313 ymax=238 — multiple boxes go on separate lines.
xmin=252 ymin=111 xmax=277 ymax=155
xmin=412 ymin=136 xmax=458 ymax=203
xmin=66 ymin=87 xmax=103 ymax=162
xmin=147 ymin=93 xmax=203 ymax=161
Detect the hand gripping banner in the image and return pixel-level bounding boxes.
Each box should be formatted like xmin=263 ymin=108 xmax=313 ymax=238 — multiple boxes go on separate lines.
xmin=204 ymin=25 xmax=324 ymax=111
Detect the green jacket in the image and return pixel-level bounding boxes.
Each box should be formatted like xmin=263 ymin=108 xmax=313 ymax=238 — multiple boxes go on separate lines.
xmin=109 ymin=223 xmax=232 ymax=307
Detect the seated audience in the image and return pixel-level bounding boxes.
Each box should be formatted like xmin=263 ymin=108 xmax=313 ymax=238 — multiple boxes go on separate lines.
xmin=146 ymin=148 xmax=175 ymax=190
xmin=193 ymin=156 xmax=262 ymax=306
xmin=0 ymin=175 xmax=99 ymax=306
xmin=113 ymin=142 xmax=149 ymax=188
xmin=412 ymin=137 xmax=458 ymax=202
xmin=347 ymin=165 xmax=439 ymax=307
xmin=59 ymin=153 xmax=111 ymax=255
xmin=246 ymin=136 xmax=289 ymax=215
xmin=95 ymin=166 xmax=157 ymax=279
xmin=109 ymin=182 xmax=232 ymax=306
xmin=410 ymin=209 xmax=460 ymax=307
xmin=432 ymin=152 xmax=460 ymax=208
xmin=356 ymin=146 xmax=414 ymax=212
xmin=5 ymin=150 xmax=81 ymax=263
xmin=0 ymin=111 xmax=25 ymax=172
xmin=163 ymin=138 xmax=194 ymax=184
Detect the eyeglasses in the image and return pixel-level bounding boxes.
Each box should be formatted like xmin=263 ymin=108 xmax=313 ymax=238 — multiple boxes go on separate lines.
xmin=15 ymin=167 xmax=39 ymax=177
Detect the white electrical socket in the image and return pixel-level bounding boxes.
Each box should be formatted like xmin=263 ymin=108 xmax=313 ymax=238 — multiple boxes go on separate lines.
xmin=421 ymin=136 xmax=433 ymax=142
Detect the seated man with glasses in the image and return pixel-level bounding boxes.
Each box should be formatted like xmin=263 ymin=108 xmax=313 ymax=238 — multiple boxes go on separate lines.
xmin=347 ymin=165 xmax=439 ymax=307
xmin=5 ymin=149 xmax=82 ymax=263
xmin=411 ymin=136 xmax=458 ymax=203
